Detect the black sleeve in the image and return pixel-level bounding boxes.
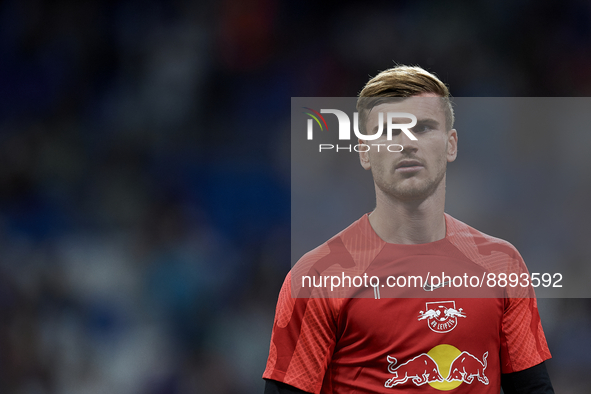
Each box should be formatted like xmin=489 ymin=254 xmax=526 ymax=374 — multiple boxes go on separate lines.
xmin=264 ymin=379 xmax=311 ymax=394
xmin=501 ymin=361 xmax=554 ymax=394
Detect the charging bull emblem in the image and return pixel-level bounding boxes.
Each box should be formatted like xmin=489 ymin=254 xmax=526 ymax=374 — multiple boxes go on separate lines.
xmin=384 ymin=353 xmax=444 ymax=387
xmin=447 ymin=351 xmax=489 ymax=385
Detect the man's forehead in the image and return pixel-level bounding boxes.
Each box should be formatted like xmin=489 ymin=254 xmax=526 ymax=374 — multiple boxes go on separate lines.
xmin=368 ymin=96 xmax=445 ymax=120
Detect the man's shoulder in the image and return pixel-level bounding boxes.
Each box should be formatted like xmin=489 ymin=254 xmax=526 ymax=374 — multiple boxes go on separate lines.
xmin=446 ymin=213 xmax=519 ymax=250
xmin=291 ymin=214 xmax=382 ymax=279
xmin=445 ymin=213 xmax=524 ymax=268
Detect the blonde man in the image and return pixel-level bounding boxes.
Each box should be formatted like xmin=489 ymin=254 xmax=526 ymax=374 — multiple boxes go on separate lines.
xmin=263 ymin=66 xmax=553 ymax=393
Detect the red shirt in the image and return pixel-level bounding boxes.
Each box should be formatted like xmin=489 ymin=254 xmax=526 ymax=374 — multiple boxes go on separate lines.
xmin=263 ymin=214 xmax=551 ymax=393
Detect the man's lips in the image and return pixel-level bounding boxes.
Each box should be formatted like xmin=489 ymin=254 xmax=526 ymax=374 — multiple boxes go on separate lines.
xmin=395 ymin=159 xmax=423 ymax=172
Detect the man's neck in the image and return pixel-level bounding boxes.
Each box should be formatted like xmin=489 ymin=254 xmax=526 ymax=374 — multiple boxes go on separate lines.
xmin=368 ymin=183 xmax=446 ymax=245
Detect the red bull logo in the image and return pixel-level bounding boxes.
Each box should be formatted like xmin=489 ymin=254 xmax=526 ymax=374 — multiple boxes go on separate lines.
xmin=448 ymin=351 xmax=489 ymax=385
xmin=418 ymin=301 xmax=466 ymax=333
xmin=385 ymin=353 xmax=443 ymax=387
xmin=385 ymin=345 xmax=489 ymax=390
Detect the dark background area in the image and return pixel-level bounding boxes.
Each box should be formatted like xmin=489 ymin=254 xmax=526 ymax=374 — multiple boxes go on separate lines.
xmin=0 ymin=0 xmax=590 ymax=393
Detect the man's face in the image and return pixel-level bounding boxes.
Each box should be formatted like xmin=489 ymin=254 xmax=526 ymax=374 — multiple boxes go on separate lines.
xmin=359 ymin=94 xmax=457 ymax=202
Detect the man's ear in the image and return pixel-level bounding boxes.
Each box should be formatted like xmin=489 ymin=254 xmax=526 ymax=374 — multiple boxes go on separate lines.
xmin=359 ymin=139 xmax=371 ymax=170
xmin=447 ymin=129 xmax=458 ymax=163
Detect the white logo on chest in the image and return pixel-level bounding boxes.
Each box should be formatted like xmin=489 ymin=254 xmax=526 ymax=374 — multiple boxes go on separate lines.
xmin=418 ymin=301 xmax=466 ymax=333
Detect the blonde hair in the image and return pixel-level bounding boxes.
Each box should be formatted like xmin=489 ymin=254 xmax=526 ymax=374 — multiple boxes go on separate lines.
xmin=357 ymin=65 xmax=454 ymax=132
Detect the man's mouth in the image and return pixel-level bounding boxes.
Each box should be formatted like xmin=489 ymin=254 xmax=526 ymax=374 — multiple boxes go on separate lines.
xmin=395 ymin=159 xmax=423 ymax=172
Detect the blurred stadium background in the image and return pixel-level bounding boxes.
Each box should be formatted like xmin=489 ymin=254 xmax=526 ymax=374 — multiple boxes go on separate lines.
xmin=0 ymin=0 xmax=590 ymax=393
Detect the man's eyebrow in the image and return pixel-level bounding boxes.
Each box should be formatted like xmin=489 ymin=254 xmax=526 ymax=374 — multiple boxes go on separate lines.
xmin=371 ymin=117 xmax=440 ymax=133
xmin=414 ymin=118 xmax=440 ymax=127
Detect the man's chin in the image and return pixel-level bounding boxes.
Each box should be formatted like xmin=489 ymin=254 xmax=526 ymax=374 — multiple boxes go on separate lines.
xmin=387 ymin=182 xmax=438 ymax=202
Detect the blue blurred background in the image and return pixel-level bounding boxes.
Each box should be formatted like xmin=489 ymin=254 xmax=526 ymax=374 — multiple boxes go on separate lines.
xmin=0 ymin=0 xmax=590 ymax=393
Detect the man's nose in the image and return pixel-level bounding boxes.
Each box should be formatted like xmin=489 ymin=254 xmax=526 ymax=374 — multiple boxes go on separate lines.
xmin=400 ymin=136 xmax=419 ymax=153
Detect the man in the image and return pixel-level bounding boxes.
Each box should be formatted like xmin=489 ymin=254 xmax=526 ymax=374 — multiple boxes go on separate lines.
xmin=263 ymin=66 xmax=553 ymax=393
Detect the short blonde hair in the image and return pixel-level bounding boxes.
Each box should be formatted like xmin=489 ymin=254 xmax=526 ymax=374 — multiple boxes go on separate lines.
xmin=357 ymin=65 xmax=454 ymax=132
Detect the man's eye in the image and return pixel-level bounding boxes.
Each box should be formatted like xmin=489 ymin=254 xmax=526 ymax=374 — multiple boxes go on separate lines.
xmin=413 ymin=125 xmax=431 ymax=133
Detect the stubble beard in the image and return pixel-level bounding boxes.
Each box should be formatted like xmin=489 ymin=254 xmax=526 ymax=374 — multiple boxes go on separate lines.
xmin=371 ymin=158 xmax=447 ymax=202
